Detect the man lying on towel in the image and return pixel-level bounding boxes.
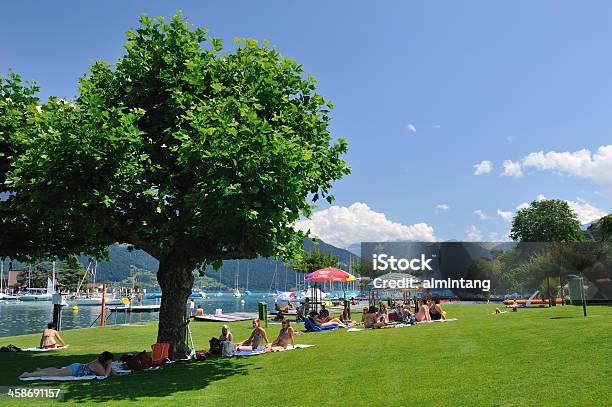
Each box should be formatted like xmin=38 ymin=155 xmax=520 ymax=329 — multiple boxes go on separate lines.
xmin=20 ymin=351 xmax=116 ymax=378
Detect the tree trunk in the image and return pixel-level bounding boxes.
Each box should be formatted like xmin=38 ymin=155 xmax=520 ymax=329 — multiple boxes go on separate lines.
xmin=156 ymin=260 xmax=194 ymax=360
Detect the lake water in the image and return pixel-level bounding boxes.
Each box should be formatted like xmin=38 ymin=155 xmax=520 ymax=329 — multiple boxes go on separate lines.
xmin=0 ymin=293 xmax=279 ymax=338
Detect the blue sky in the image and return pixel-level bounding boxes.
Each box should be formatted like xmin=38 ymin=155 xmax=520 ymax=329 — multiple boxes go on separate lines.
xmin=2 ymin=1 xmax=611 ymax=247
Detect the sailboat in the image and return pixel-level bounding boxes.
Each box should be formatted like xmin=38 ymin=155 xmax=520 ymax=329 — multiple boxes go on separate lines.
xmin=244 ymin=263 xmax=252 ymax=296
xmin=233 ymin=260 xmax=242 ymax=298
xmin=19 ymin=277 xmax=55 ymax=301
xmin=215 ymin=265 xmax=223 ymax=297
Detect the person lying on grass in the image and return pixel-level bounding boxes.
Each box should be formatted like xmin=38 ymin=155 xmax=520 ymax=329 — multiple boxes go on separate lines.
xmin=265 ymin=318 xmax=295 ymax=352
xmin=415 ymin=299 xmax=431 ymax=322
xmin=362 ymin=305 xmax=396 ymax=329
xmin=309 ymin=310 xmax=346 ymax=328
xmin=236 ymin=318 xmax=269 ymax=350
xmin=40 ymin=322 xmax=67 ymax=349
xmin=20 ymin=351 xmax=116 ymax=378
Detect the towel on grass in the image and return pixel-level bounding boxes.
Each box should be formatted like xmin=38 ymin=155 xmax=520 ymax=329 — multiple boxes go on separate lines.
xmin=416 ymin=318 xmax=458 ymax=324
xmin=19 ymin=362 xmax=132 ymax=381
xmin=234 ymin=344 xmax=314 ymax=357
xmin=22 ymin=346 xmax=69 ymax=352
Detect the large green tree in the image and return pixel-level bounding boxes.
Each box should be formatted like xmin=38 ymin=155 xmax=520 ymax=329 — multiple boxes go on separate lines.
xmin=4 ymin=13 xmax=349 ymax=356
xmin=510 ymin=199 xmax=583 ymax=242
xmin=288 ymin=249 xmax=339 ymax=274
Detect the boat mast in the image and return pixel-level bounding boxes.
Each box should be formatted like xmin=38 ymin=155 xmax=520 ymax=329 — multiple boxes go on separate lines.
xmin=246 ymin=263 xmax=249 ymax=291
xmin=1 ymin=257 xmax=4 ymax=293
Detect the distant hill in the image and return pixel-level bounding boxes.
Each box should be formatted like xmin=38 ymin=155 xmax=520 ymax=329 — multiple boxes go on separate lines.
xmin=1 ymin=238 xmax=359 ymax=291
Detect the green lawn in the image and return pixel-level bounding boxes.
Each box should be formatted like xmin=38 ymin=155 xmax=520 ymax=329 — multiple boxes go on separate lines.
xmin=0 ymin=304 xmax=610 ymax=406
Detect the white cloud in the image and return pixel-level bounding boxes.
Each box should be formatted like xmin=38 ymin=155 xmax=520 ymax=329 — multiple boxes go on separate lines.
xmin=536 ymin=194 xmax=547 ymax=201
xmin=497 ymin=210 xmax=513 ymax=222
xmin=516 ymin=202 xmax=529 ymax=210
xmin=406 ymin=124 xmax=417 ymax=133
xmin=436 ymin=203 xmax=450 ymax=210
xmin=466 ymin=225 xmax=483 ymax=241
xmin=566 ymin=199 xmax=608 ymax=224
xmin=473 ymin=160 xmax=493 ymax=175
xmin=501 ymin=160 xmax=523 ymax=177
xmin=294 ymin=202 xmax=437 ymax=247
xmin=521 ymin=145 xmax=612 ymax=186
xmin=474 ymin=209 xmax=489 ymax=220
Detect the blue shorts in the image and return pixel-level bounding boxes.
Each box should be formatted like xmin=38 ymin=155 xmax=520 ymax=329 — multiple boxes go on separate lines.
xmin=68 ymin=363 xmax=81 ymax=376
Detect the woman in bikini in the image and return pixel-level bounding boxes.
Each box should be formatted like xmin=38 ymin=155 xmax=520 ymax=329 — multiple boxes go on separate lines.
xmin=415 ymin=299 xmax=431 ymax=322
xmin=362 ymin=305 xmax=392 ymax=328
xmin=266 ymin=318 xmax=295 ymax=351
xmin=40 ymin=322 xmax=67 ymax=349
xmin=309 ymin=311 xmax=346 ymax=328
xmin=20 ymin=351 xmax=115 ymax=378
xmin=428 ymin=299 xmax=445 ymax=320
xmin=236 ymin=318 xmax=269 ymax=350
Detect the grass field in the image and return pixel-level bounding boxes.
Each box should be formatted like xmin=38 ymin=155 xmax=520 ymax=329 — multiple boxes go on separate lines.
xmin=0 ymin=304 xmax=610 ymax=406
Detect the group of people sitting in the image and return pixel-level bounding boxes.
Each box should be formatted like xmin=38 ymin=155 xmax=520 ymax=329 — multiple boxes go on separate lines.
xmin=217 ymin=317 xmax=296 ymax=352
xmin=360 ymin=298 xmax=447 ymax=328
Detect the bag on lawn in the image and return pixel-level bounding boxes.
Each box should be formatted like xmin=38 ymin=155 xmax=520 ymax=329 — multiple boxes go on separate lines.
xmin=209 ymin=337 xmax=222 ymax=355
xmin=121 ymin=351 xmax=153 ymax=371
xmin=151 ymin=342 xmax=170 ymax=365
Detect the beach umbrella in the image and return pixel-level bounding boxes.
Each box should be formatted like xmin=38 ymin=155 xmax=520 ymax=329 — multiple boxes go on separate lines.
xmin=305 ymin=268 xmax=356 ymax=312
xmin=305 ymin=267 xmax=357 ymax=282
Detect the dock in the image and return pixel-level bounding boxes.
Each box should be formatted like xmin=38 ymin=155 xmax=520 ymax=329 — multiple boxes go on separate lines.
xmin=109 ymin=305 xmax=160 ymax=313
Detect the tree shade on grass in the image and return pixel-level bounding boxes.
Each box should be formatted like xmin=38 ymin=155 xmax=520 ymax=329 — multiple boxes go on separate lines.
xmin=0 ymin=304 xmax=610 ymax=406
xmin=2 ymin=12 xmax=349 ymax=357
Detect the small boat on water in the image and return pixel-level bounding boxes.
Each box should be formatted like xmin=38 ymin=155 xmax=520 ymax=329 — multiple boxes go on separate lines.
xmin=0 ymin=292 xmax=18 ymax=300
xmin=233 ymin=288 xmax=242 ymax=298
xmin=189 ymin=291 xmax=207 ymax=299
xmin=19 ymin=278 xmax=56 ymax=301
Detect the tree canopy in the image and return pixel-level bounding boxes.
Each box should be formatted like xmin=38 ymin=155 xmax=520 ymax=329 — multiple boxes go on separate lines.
xmin=510 ymin=199 xmax=583 ymax=242
xmin=2 ymin=12 xmax=349 ymax=356
xmin=288 ymin=249 xmax=340 ymax=274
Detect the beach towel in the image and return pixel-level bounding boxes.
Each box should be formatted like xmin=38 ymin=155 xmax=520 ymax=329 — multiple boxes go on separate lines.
xmin=19 ymin=362 xmax=132 ymax=381
xmin=234 ymin=344 xmax=314 ymax=357
xmin=304 ymin=318 xmax=339 ymax=332
xmin=22 ymin=346 xmax=69 ymax=352
xmin=416 ymin=318 xmax=458 ymax=324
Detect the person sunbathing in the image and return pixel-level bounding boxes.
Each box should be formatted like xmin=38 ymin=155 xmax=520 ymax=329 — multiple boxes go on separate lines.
xmin=308 ymin=311 xmax=346 ymax=328
xmin=40 ymin=322 xmax=67 ymax=349
xmin=266 ymin=319 xmax=295 ymax=351
xmin=415 ymin=299 xmax=431 ymax=322
xmin=362 ymin=306 xmax=392 ymax=328
xmin=339 ymin=307 xmax=357 ymax=325
xmin=428 ymin=299 xmax=445 ymax=320
xmin=236 ymin=318 xmax=269 ymax=350
xmin=20 ymin=351 xmax=115 ymax=378
xmin=219 ymin=324 xmax=233 ymax=342
xmin=360 ymin=307 xmax=369 ymax=324
xmin=195 ymin=304 xmax=204 ymax=317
